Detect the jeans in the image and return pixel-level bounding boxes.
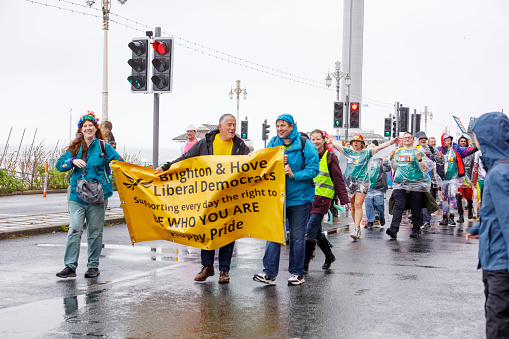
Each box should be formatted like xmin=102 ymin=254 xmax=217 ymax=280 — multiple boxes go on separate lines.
xmin=421 ymin=207 xmax=431 ymax=225
xmin=365 ymin=194 xmax=385 ymax=223
xmin=263 ymin=203 xmax=310 ymax=278
xmin=64 ymin=199 xmax=108 ymax=270
xmin=201 ymin=242 xmax=235 ymax=271
xmin=306 ymin=213 xmax=325 ymax=242
xmin=389 ymin=190 xmax=422 ymax=233
xmin=483 ymin=269 xmax=509 ymax=338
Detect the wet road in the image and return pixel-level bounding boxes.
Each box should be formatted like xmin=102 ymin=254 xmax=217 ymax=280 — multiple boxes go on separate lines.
xmin=0 ymin=218 xmax=485 ymax=338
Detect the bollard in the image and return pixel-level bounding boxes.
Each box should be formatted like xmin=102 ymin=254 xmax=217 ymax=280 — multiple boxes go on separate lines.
xmin=43 ymin=163 xmax=49 ymax=197
xmin=149 ymin=164 xmax=152 ymax=169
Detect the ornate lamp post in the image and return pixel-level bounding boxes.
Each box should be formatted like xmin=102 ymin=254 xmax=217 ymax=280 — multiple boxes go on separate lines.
xmin=421 ymin=105 xmax=433 ymax=134
xmin=325 ymin=61 xmax=344 ymax=101
xmin=86 ymin=0 xmax=127 ymax=122
xmin=229 ymin=80 xmax=247 ymax=133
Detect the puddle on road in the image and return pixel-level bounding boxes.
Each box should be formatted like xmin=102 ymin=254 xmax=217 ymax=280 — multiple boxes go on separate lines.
xmin=0 ymin=293 xmax=87 ymax=338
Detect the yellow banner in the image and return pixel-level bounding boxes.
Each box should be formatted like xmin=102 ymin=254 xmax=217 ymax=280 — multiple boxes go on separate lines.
xmin=112 ymin=147 xmax=285 ymax=250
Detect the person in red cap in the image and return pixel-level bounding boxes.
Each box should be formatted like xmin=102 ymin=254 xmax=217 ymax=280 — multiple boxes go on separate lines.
xmin=333 ymin=134 xmax=399 ymax=240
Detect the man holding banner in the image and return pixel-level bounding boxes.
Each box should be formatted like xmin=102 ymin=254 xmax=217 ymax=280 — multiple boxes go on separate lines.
xmin=253 ymin=114 xmax=319 ymax=286
xmin=155 ymin=114 xmax=250 ymax=284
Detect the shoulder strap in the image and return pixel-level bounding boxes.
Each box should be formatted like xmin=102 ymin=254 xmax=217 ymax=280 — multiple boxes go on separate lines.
xmin=300 ymin=135 xmax=307 ymax=170
xmin=326 ymin=150 xmax=333 ymax=173
xmin=492 ymin=158 xmax=509 ymax=170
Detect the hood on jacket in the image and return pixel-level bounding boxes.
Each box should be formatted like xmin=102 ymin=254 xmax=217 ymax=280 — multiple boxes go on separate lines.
xmin=441 ymin=133 xmax=453 ymax=148
xmin=273 ymin=114 xmax=301 ymax=146
xmin=472 ymin=112 xmax=509 ymax=171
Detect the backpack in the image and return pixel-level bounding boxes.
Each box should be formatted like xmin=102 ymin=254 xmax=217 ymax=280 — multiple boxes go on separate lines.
xmin=272 ymin=132 xmax=310 ymax=169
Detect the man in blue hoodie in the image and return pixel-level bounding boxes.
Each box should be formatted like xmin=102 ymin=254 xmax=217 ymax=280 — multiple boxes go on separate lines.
xmin=466 ymin=112 xmax=509 ymax=338
xmin=253 ymin=114 xmax=319 ymax=286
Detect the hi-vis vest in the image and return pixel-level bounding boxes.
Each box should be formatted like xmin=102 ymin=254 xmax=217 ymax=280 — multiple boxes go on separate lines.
xmin=313 ymin=150 xmax=335 ymax=199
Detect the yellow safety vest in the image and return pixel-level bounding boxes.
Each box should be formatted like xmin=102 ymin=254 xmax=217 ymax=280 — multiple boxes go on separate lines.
xmin=313 ymin=150 xmax=335 ymax=199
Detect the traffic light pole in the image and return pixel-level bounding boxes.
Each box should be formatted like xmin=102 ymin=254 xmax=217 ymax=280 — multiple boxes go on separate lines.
xmin=345 ymin=93 xmax=350 ymax=141
xmin=152 ymin=27 xmax=161 ymax=168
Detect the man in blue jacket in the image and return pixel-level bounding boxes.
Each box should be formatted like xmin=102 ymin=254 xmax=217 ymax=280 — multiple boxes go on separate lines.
xmin=253 ymin=114 xmax=319 ymax=286
xmin=466 ymin=112 xmax=509 ymax=338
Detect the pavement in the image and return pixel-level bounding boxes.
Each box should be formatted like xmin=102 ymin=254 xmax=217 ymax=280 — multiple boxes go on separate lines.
xmin=0 ymin=191 xmax=125 ymax=239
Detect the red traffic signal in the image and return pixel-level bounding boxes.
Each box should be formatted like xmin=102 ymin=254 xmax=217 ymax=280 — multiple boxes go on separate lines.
xmin=350 ymin=103 xmax=359 ymax=111
xmin=152 ymin=41 xmax=169 ymax=55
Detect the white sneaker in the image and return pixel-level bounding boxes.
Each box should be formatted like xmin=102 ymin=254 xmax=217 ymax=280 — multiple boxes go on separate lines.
xmin=253 ymin=272 xmax=276 ymax=285
xmin=422 ymin=222 xmax=431 ymax=230
xmin=351 ymin=227 xmax=361 ymax=240
xmin=288 ymin=274 xmax=305 ymax=285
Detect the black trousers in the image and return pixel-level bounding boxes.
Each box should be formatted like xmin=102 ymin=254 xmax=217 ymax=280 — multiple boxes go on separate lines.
xmin=483 ymin=269 xmax=509 ymax=338
xmin=389 ymin=189 xmax=422 ymax=232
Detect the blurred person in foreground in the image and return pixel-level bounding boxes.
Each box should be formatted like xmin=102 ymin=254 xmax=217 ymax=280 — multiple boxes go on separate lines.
xmin=466 ymin=112 xmax=509 ymax=338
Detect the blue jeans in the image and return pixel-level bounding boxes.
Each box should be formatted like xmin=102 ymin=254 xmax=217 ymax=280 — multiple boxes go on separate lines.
xmin=262 ymin=203 xmax=310 ymax=278
xmin=421 ymin=207 xmax=431 ymax=224
xmin=201 ymin=242 xmax=235 ymax=271
xmin=365 ymin=194 xmax=385 ymax=223
xmin=306 ymin=213 xmax=325 ymax=242
xmin=64 ymin=199 xmax=108 ymax=270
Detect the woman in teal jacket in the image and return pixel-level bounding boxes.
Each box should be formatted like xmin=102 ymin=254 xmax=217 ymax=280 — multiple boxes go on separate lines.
xmin=55 ymin=111 xmax=122 ymax=279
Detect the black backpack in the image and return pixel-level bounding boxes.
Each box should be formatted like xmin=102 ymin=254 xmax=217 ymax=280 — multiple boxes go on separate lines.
xmin=272 ymin=132 xmax=310 ymax=169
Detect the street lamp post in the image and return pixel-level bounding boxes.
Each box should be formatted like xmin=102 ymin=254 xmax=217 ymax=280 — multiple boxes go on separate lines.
xmin=229 ymin=80 xmax=247 ymax=134
xmin=344 ymin=73 xmax=351 ymax=141
xmin=421 ymin=105 xmax=433 ymax=135
xmin=325 ymin=61 xmax=344 ymax=101
xmin=86 ymin=0 xmax=127 ymax=123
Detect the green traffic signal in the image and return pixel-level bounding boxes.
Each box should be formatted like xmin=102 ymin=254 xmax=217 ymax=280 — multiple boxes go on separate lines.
xmin=127 ymin=76 xmax=145 ymax=89
xmin=334 ymin=120 xmax=341 ymax=127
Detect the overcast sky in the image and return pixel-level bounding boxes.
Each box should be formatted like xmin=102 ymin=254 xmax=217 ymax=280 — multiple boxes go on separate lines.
xmin=1 ymin=0 xmax=508 ymax=160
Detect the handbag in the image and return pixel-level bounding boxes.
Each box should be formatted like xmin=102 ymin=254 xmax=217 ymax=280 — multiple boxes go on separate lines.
xmin=76 ymin=140 xmax=108 ymax=205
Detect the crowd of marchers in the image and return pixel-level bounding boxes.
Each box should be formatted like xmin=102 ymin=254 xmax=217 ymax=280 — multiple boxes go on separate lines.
xmin=52 ymin=110 xmax=509 ymax=338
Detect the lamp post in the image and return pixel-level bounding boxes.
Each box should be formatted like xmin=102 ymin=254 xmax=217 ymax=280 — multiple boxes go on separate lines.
xmin=344 ymin=73 xmax=351 ymax=141
xmin=229 ymin=80 xmax=247 ymax=133
xmin=86 ymin=0 xmax=127 ymax=123
xmin=325 ymin=61 xmax=344 ymax=101
xmin=421 ymin=105 xmax=433 ymax=135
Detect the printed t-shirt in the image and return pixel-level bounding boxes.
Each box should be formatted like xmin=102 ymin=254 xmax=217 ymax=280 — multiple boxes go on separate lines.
xmin=443 ymin=148 xmax=459 ymax=180
xmin=343 ymin=148 xmax=372 ymax=181
xmin=394 ymin=148 xmax=426 ymax=183
xmin=213 ymin=134 xmax=233 ymax=156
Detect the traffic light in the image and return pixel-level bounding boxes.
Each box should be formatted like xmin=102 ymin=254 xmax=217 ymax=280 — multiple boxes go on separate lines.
xmin=333 ymin=102 xmax=343 ymax=128
xmin=151 ymin=38 xmax=174 ymax=93
xmin=262 ymin=120 xmax=270 ymax=141
xmin=350 ymin=102 xmax=360 ymax=129
xmin=241 ymin=120 xmax=248 ymax=139
xmin=399 ymin=107 xmax=409 ymax=132
xmin=392 ymin=120 xmax=397 ymax=137
xmin=384 ymin=118 xmax=391 ymax=137
xmin=127 ymin=38 xmax=149 ymax=92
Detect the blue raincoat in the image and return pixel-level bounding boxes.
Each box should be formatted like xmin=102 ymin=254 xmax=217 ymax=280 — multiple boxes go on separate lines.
xmin=267 ymin=114 xmax=319 ymax=207
xmin=467 ymin=112 xmax=509 ymax=271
